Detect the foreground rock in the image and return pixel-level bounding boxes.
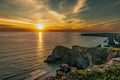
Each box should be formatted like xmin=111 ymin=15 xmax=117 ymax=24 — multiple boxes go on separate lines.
xmin=55 ymin=62 xmax=120 ymax=80
xmin=45 ymin=57 xmax=120 ymax=80
xmin=57 ymin=64 xmax=71 ymax=73
xmin=45 ymin=45 xmax=120 ymax=69
xmin=44 ymin=46 xmax=70 ymax=63
xmin=115 ymin=34 xmax=120 ymax=43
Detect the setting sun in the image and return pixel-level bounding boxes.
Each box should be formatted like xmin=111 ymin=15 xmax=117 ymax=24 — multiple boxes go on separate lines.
xmin=37 ymin=24 xmax=44 ymax=30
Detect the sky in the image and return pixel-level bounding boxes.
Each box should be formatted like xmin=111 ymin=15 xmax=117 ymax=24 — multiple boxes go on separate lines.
xmin=0 ymin=0 xmax=120 ymax=32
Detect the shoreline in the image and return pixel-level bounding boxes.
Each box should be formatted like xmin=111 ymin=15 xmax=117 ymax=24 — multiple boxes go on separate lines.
xmin=24 ymin=33 xmax=120 ymax=80
xmin=43 ymin=46 xmax=120 ymax=80
xmin=81 ymin=33 xmax=120 ymax=37
xmin=43 ymin=33 xmax=120 ymax=80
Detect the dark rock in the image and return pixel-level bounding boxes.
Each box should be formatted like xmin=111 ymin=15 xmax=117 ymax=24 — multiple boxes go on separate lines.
xmin=45 ymin=45 xmax=120 ymax=69
xmin=104 ymin=40 xmax=107 ymax=43
xmin=108 ymin=36 xmax=115 ymax=46
xmin=115 ymin=34 xmax=120 ymax=43
xmin=55 ymin=64 xmax=71 ymax=79
xmin=115 ymin=44 xmax=120 ymax=48
xmin=59 ymin=64 xmax=71 ymax=73
xmin=104 ymin=45 xmax=110 ymax=47
xmin=44 ymin=46 xmax=70 ymax=63
xmin=96 ymin=44 xmax=102 ymax=47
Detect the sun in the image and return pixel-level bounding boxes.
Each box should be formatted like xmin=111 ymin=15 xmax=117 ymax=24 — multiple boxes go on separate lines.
xmin=37 ymin=24 xmax=44 ymax=30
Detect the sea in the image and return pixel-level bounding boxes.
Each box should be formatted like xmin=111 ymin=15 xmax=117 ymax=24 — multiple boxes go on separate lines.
xmin=0 ymin=32 xmax=107 ymax=80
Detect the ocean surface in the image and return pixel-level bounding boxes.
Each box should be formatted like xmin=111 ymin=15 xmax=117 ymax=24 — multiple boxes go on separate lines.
xmin=0 ymin=32 xmax=107 ymax=80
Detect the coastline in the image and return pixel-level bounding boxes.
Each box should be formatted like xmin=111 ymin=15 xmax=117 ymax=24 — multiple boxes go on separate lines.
xmin=81 ymin=33 xmax=119 ymax=37
xmin=42 ymin=33 xmax=120 ymax=80
xmin=23 ymin=33 xmax=120 ymax=80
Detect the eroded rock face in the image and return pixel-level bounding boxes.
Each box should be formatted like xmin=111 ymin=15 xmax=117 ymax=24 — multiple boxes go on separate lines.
xmin=44 ymin=46 xmax=70 ymax=63
xmin=108 ymin=37 xmax=115 ymax=46
xmin=115 ymin=34 xmax=120 ymax=43
xmin=45 ymin=45 xmax=120 ymax=69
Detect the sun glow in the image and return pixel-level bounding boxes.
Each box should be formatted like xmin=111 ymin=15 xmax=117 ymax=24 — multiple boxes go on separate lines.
xmin=37 ymin=24 xmax=44 ymax=30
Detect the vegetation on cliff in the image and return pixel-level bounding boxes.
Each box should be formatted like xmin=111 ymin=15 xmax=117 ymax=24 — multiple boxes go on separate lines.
xmin=55 ymin=64 xmax=120 ymax=80
xmin=44 ymin=33 xmax=120 ymax=80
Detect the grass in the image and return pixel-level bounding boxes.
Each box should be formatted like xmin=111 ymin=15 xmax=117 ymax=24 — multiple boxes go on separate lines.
xmin=55 ymin=64 xmax=120 ymax=80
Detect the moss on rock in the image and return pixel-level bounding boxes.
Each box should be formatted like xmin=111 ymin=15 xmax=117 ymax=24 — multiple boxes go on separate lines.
xmin=55 ymin=64 xmax=120 ymax=80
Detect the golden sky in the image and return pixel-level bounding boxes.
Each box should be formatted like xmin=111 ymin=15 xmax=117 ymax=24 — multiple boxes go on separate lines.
xmin=0 ymin=0 xmax=120 ymax=32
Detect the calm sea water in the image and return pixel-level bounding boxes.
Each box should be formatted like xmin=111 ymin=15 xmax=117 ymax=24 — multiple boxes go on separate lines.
xmin=0 ymin=32 xmax=107 ymax=80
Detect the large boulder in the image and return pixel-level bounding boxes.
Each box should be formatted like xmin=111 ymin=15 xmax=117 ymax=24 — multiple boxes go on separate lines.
xmin=44 ymin=46 xmax=71 ymax=63
xmin=115 ymin=34 xmax=120 ymax=43
xmin=45 ymin=45 xmax=120 ymax=69
xmin=108 ymin=36 xmax=115 ymax=46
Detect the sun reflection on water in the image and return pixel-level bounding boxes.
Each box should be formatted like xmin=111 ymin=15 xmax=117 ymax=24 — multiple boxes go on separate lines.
xmin=37 ymin=32 xmax=44 ymax=62
xmin=38 ymin=32 xmax=42 ymax=45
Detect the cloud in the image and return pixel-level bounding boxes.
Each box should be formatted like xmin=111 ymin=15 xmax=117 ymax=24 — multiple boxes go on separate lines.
xmin=0 ymin=0 xmax=67 ymax=25
xmin=73 ymin=0 xmax=87 ymax=13
xmin=67 ymin=18 xmax=85 ymax=24
xmin=7 ymin=0 xmax=44 ymax=15
xmin=59 ymin=1 xmax=66 ymax=10
xmin=47 ymin=10 xmax=66 ymax=22
xmin=0 ymin=0 xmax=119 ymax=31
xmin=61 ymin=18 xmax=86 ymax=29
xmin=0 ymin=18 xmax=33 ymax=25
xmin=85 ymin=18 xmax=120 ymax=32
xmin=0 ymin=0 xmax=88 ymax=25
xmin=0 ymin=0 xmax=95 ymax=31
xmin=88 ymin=18 xmax=120 ymax=27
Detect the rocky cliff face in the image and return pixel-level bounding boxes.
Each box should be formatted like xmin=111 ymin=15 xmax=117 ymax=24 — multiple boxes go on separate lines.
xmin=44 ymin=46 xmax=70 ymax=63
xmin=45 ymin=45 xmax=120 ymax=69
xmin=115 ymin=34 xmax=120 ymax=43
xmin=44 ymin=58 xmax=120 ymax=80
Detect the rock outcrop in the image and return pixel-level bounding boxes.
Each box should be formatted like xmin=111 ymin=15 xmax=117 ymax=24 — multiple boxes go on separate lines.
xmin=44 ymin=46 xmax=70 ymax=63
xmin=45 ymin=45 xmax=120 ymax=69
xmin=108 ymin=36 xmax=115 ymax=46
xmin=115 ymin=34 xmax=120 ymax=43
xmin=55 ymin=61 xmax=120 ymax=80
xmin=45 ymin=57 xmax=120 ymax=80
